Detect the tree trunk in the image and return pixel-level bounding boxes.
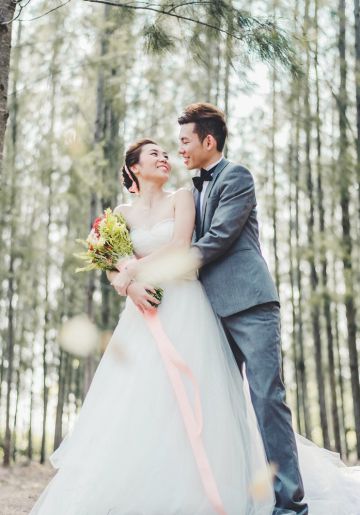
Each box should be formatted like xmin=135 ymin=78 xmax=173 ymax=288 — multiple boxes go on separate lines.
xmin=0 ymin=338 xmax=5 ymax=429
xmin=303 ymin=0 xmax=330 ymax=448
xmin=40 ymin=31 xmax=60 ymax=462
xmin=288 ymin=123 xmax=302 ymax=433
xmin=354 ymin=0 xmax=360 ymax=217
xmin=53 ymin=349 xmax=66 ymax=450
xmin=3 ymin=229 xmax=15 ymax=466
xmin=27 ymin=350 xmax=34 ymax=462
xmin=12 ymin=335 xmax=24 ymax=462
xmin=223 ymin=31 xmax=232 ymax=158
xmin=338 ymin=0 xmax=360 ymax=458
xmin=286 ymin=61 xmax=305 ymax=432
xmin=40 ymin=179 xmax=52 ymax=464
xmin=330 ymin=103 xmax=350 ymax=457
xmin=270 ymin=68 xmax=280 ymax=296
xmin=83 ymin=193 xmax=98 ymax=397
xmin=0 ymin=0 xmax=16 ymax=176
xmin=333 ymin=289 xmax=349 ymax=457
xmin=294 ymin=85 xmax=312 ymax=439
xmin=83 ymin=5 xmax=111 ymax=396
xmin=314 ymin=0 xmax=341 ymax=452
xmin=2 ymin=20 xmax=21 ymax=466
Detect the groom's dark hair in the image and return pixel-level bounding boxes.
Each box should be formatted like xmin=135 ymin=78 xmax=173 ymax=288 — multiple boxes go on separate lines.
xmin=178 ymin=103 xmax=228 ymax=151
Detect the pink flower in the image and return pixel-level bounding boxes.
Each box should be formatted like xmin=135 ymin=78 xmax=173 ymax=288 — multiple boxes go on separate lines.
xmin=92 ymin=216 xmax=104 ymax=236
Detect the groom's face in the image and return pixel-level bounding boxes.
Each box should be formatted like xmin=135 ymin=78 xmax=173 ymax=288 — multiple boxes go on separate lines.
xmin=178 ymin=123 xmax=208 ymax=170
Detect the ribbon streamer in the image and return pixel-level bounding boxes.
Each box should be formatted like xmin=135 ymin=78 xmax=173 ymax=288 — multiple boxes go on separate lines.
xmin=143 ymin=310 xmax=227 ymax=515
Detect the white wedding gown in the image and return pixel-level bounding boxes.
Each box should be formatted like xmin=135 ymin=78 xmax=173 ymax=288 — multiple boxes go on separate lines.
xmin=30 ymin=219 xmax=360 ymax=515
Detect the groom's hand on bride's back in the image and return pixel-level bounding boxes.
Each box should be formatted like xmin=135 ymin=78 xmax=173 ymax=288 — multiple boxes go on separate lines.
xmin=127 ymin=282 xmax=160 ymax=312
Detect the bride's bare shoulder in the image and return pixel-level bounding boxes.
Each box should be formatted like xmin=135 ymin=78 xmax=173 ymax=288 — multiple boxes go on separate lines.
xmin=166 ymin=189 xmax=193 ymax=210
xmin=173 ymin=188 xmax=194 ymax=202
xmin=113 ymin=203 xmax=131 ymax=216
xmin=176 ymin=187 xmax=192 ymax=194
xmin=168 ymin=188 xmax=193 ymax=199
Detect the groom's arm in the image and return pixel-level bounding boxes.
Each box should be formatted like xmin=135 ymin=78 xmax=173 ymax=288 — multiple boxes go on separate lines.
xmin=192 ymin=165 xmax=256 ymax=267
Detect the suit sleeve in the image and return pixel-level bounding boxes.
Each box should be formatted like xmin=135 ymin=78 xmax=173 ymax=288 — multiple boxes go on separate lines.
xmin=192 ymin=165 xmax=256 ymax=267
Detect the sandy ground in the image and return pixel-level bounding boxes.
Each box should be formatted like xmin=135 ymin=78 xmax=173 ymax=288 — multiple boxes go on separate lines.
xmin=1 ymin=457 xmax=359 ymax=514
xmin=0 ymin=462 xmax=56 ymax=515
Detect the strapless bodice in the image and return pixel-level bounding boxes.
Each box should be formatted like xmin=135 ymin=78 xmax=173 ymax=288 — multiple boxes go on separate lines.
xmin=130 ymin=218 xmax=197 ymax=282
xmin=130 ymin=218 xmax=175 ymax=258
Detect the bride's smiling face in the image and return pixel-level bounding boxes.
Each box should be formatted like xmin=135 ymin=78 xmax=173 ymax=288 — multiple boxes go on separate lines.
xmin=131 ymin=144 xmax=171 ymax=186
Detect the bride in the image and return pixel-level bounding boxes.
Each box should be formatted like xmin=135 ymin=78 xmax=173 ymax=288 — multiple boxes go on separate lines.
xmin=29 ymin=139 xmax=360 ymax=515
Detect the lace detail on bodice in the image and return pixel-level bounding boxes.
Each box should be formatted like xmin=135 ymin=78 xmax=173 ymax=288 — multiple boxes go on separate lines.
xmin=130 ymin=218 xmax=175 ymax=258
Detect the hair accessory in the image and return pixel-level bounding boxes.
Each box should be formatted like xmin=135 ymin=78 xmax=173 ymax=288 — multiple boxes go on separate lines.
xmin=124 ymin=163 xmax=140 ymax=195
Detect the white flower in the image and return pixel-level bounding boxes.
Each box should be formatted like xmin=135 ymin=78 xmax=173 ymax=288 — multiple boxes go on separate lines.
xmin=86 ymin=228 xmax=99 ymax=245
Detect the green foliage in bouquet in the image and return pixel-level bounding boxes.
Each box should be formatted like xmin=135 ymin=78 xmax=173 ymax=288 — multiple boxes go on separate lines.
xmin=74 ymin=208 xmax=133 ymax=273
xmin=147 ymin=287 xmax=164 ymax=308
xmin=75 ymin=208 xmax=163 ymax=307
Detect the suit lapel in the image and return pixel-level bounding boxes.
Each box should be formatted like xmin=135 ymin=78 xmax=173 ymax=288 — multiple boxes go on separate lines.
xmin=200 ymin=158 xmax=229 ymax=234
xmin=201 ymin=158 xmax=229 ymax=214
xmin=192 ymin=186 xmax=200 ymax=219
xmin=192 ymin=186 xmax=201 ymax=239
xmin=192 ymin=185 xmax=198 ymax=204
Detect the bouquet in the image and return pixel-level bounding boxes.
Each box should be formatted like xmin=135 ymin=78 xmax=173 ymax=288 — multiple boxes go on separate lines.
xmin=75 ymin=208 xmax=163 ymax=306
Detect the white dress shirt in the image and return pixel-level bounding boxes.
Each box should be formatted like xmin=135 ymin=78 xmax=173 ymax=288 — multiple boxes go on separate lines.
xmin=198 ymin=156 xmax=224 ymax=212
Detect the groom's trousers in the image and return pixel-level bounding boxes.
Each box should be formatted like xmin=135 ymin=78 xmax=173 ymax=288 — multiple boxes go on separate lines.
xmin=220 ymin=302 xmax=308 ymax=515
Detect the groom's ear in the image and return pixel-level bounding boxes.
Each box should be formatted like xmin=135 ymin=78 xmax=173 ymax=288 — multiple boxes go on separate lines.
xmin=203 ymin=134 xmax=217 ymax=151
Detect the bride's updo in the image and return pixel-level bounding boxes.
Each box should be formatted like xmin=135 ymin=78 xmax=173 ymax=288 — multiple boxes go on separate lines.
xmin=122 ymin=138 xmax=158 ymax=194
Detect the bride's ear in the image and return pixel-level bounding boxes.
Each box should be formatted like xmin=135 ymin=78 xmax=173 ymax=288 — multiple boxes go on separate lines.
xmin=130 ymin=164 xmax=139 ymax=176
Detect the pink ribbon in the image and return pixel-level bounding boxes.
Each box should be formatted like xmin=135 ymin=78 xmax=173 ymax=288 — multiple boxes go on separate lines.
xmin=143 ymin=310 xmax=227 ymax=515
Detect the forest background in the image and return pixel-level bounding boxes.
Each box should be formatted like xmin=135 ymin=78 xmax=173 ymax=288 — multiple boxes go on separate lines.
xmin=0 ymin=0 xmax=360 ymax=472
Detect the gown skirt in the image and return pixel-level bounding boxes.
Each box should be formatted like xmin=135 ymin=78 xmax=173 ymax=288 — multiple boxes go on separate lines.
xmin=29 ymin=220 xmax=360 ymax=515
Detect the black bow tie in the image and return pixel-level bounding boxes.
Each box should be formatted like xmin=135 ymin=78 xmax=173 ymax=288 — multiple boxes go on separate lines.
xmin=192 ymin=167 xmax=215 ymax=193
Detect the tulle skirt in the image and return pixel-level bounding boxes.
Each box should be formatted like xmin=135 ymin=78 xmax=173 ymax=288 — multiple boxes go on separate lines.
xmin=29 ymin=278 xmax=360 ymax=515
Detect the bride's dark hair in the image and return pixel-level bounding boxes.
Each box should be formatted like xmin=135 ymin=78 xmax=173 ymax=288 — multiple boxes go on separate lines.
xmin=122 ymin=138 xmax=159 ymax=194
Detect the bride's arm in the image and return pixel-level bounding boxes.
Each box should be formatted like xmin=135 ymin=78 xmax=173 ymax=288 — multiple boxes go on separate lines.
xmin=124 ymin=189 xmax=195 ymax=280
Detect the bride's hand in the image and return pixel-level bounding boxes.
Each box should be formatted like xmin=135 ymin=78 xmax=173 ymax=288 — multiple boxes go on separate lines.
xmin=127 ymin=282 xmax=160 ymax=312
xmin=107 ymin=258 xmax=139 ymax=296
xmin=121 ymin=258 xmax=138 ymax=278
xmin=106 ymin=269 xmax=133 ymax=296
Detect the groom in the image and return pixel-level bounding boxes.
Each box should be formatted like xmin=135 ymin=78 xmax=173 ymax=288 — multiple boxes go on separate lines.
xmin=178 ymin=102 xmax=308 ymax=515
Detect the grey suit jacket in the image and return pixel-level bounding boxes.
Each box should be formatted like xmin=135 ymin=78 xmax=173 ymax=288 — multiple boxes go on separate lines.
xmin=192 ymin=158 xmax=279 ymax=317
